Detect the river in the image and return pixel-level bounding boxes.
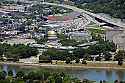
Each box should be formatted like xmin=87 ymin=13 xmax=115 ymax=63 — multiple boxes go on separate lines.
xmin=1 ymin=64 xmax=125 ymax=82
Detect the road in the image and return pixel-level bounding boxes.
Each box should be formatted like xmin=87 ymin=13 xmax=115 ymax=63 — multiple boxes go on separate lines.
xmin=8 ymin=0 xmax=125 ymax=28
xmin=9 ymin=0 xmax=125 ymax=28
xmin=43 ymin=2 xmax=125 ymax=28
xmin=1 ymin=61 xmax=125 ymax=69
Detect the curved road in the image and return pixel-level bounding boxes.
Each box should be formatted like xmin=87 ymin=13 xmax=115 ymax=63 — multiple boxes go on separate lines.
xmin=9 ymin=0 xmax=125 ymax=28
xmin=8 ymin=0 xmax=125 ymax=28
xmin=43 ymin=2 xmax=125 ymax=28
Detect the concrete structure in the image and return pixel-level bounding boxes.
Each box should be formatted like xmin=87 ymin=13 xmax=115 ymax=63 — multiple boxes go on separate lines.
xmin=113 ymin=31 xmax=125 ymax=50
xmin=67 ymin=31 xmax=92 ymax=42
xmin=105 ymin=29 xmax=124 ymax=42
xmin=46 ymin=30 xmax=61 ymax=48
xmin=44 ymin=2 xmax=125 ymax=28
xmin=47 ymin=30 xmax=57 ymax=40
xmin=46 ymin=12 xmax=89 ymax=31
xmin=105 ymin=29 xmax=125 ymax=50
xmin=19 ymin=56 xmax=39 ymax=63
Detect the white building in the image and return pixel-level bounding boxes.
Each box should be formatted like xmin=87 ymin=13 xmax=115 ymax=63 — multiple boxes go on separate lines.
xmin=105 ymin=29 xmax=125 ymax=50
xmin=19 ymin=56 xmax=39 ymax=63
xmin=46 ymin=30 xmax=62 ymax=48
xmin=66 ymin=31 xmax=92 ymax=42
xmin=113 ymin=31 xmax=125 ymax=50
xmin=105 ymin=29 xmax=124 ymax=42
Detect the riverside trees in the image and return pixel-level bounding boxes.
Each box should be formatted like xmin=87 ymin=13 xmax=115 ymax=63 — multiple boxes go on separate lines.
xmin=0 ymin=69 xmax=89 ymax=83
xmin=81 ymin=0 xmax=125 ymax=19
xmin=0 ymin=43 xmax=38 ymax=60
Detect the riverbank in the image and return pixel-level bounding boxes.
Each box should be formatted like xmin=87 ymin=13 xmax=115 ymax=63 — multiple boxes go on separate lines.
xmin=1 ymin=61 xmax=125 ymax=70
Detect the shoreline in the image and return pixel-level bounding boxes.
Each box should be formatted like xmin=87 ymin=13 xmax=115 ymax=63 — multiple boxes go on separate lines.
xmin=0 ymin=61 xmax=125 ymax=70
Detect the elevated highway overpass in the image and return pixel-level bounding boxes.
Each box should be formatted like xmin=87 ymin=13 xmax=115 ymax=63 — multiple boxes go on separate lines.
xmin=8 ymin=0 xmax=125 ymax=28
xmin=44 ymin=2 xmax=125 ymax=29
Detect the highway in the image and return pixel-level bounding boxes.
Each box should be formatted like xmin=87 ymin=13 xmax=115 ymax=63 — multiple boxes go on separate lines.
xmin=8 ymin=0 xmax=125 ymax=28
xmin=43 ymin=2 xmax=125 ymax=28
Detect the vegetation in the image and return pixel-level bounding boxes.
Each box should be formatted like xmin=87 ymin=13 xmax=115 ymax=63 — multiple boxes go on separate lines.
xmin=0 ymin=0 xmax=16 ymax=5
xmin=34 ymin=37 xmax=47 ymax=44
xmin=75 ymin=58 xmax=80 ymax=63
xmin=71 ymin=0 xmax=98 ymax=3
xmin=114 ymin=50 xmax=125 ymax=61
xmin=57 ymin=33 xmax=87 ymax=46
xmin=82 ymin=60 xmax=87 ymax=64
xmin=65 ymin=57 xmax=71 ymax=64
xmin=42 ymin=48 xmax=72 ymax=60
xmin=118 ymin=59 xmax=123 ymax=66
xmin=80 ymin=0 xmax=125 ymax=19
xmin=86 ymin=40 xmax=116 ymax=55
xmin=42 ymin=40 xmax=116 ymax=61
xmin=0 ymin=43 xmax=38 ymax=59
xmin=28 ymin=4 xmax=72 ymax=16
xmin=87 ymin=26 xmax=105 ymax=34
xmin=0 ymin=69 xmax=94 ymax=83
xmin=103 ymin=51 xmax=112 ymax=61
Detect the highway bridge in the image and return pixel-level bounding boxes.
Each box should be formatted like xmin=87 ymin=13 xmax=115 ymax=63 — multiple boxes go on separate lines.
xmin=44 ymin=2 xmax=125 ymax=29
xmin=8 ymin=0 xmax=125 ymax=28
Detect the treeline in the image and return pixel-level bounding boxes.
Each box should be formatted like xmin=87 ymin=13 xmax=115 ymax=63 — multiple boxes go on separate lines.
xmin=70 ymin=0 xmax=98 ymax=3
xmin=0 ymin=69 xmax=93 ymax=83
xmin=81 ymin=0 xmax=125 ymax=19
xmin=42 ymin=40 xmax=116 ymax=61
xmin=0 ymin=43 xmax=38 ymax=59
xmin=28 ymin=4 xmax=72 ymax=16
xmin=0 ymin=0 xmax=24 ymax=5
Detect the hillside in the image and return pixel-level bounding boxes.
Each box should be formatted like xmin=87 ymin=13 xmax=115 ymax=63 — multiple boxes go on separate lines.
xmin=73 ymin=0 xmax=125 ymax=19
xmin=79 ymin=0 xmax=125 ymax=19
xmin=70 ymin=0 xmax=98 ymax=3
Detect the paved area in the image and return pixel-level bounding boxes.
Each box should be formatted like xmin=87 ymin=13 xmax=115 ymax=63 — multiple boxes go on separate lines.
xmin=1 ymin=38 xmax=36 ymax=45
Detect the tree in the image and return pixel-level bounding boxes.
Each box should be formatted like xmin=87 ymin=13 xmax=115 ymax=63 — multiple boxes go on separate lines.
xmin=8 ymin=70 xmax=13 ymax=76
xmin=86 ymin=40 xmax=116 ymax=55
xmin=73 ymin=48 xmax=85 ymax=58
xmin=82 ymin=79 xmax=91 ymax=83
xmin=83 ymin=0 xmax=125 ymax=19
xmin=55 ymin=76 xmax=62 ymax=83
xmin=65 ymin=57 xmax=71 ymax=64
xmin=0 ymin=48 xmax=4 ymax=56
xmin=95 ymin=55 xmax=102 ymax=61
xmin=35 ymin=37 xmax=47 ymax=44
xmin=42 ymin=49 xmax=70 ymax=60
xmin=75 ymin=58 xmax=80 ymax=63
xmin=27 ymin=71 xmax=35 ymax=80
xmin=16 ymin=71 xmax=24 ymax=78
xmin=0 ymin=79 xmax=10 ymax=83
xmin=86 ymin=44 xmax=105 ymax=55
xmin=82 ymin=60 xmax=87 ymax=64
xmin=118 ymin=59 xmax=123 ymax=66
xmin=0 ymin=71 xmax=7 ymax=80
xmin=0 ymin=43 xmax=38 ymax=59
xmin=83 ymin=53 xmax=92 ymax=61
xmin=39 ymin=55 xmax=50 ymax=61
xmin=103 ymin=51 xmax=112 ymax=61
xmin=11 ymin=79 xmax=25 ymax=83
xmin=114 ymin=50 xmax=125 ymax=61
